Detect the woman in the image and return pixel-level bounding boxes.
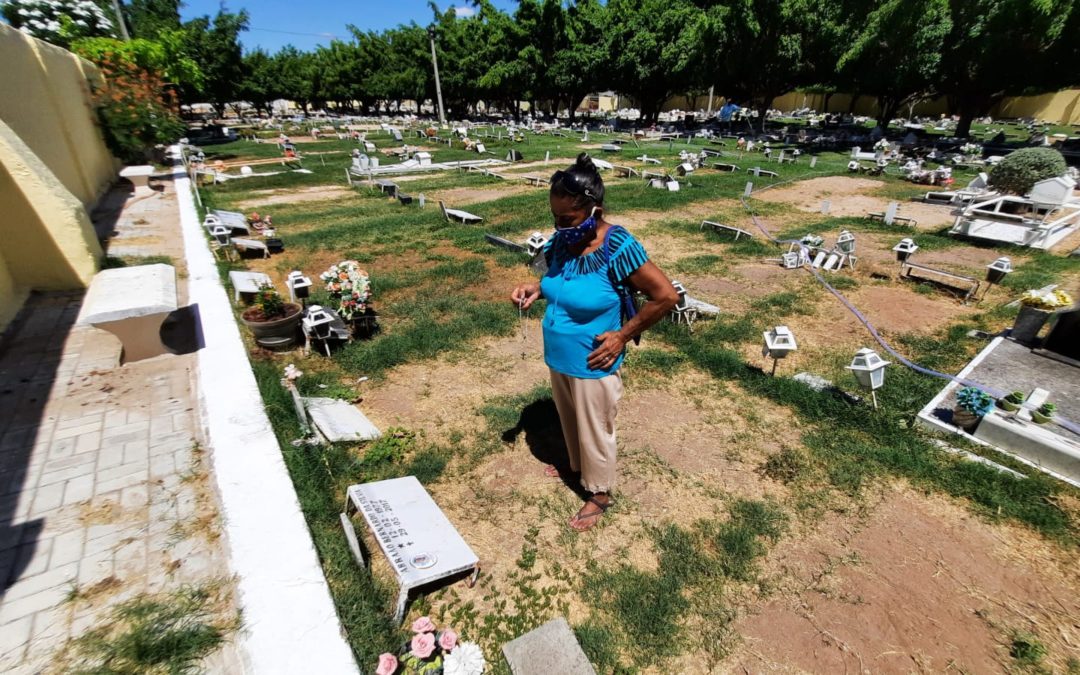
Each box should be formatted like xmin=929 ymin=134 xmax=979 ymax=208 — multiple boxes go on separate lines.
xmin=511 ymin=153 xmax=679 ymax=532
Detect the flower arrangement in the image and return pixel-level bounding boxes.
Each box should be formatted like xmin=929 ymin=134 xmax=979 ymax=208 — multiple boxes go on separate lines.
xmin=960 ymin=142 xmax=982 ymax=157
xmin=319 ymin=261 xmax=372 ymax=320
xmin=1019 ymin=289 xmax=1073 ymax=310
xmin=873 ymin=138 xmax=890 ymax=153
xmin=956 ymin=386 xmax=994 ymax=418
xmin=376 ymin=617 xmax=485 ymax=675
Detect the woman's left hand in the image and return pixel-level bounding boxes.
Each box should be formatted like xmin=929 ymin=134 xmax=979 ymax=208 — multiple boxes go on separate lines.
xmin=587 ymin=331 xmax=627 ymax=370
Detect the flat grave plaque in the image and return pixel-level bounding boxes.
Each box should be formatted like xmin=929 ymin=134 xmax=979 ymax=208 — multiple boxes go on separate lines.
xmin=345 ymin=477 xmax=479 ymax=622
xmin=303 ymin=397 xmax=381 ymax=442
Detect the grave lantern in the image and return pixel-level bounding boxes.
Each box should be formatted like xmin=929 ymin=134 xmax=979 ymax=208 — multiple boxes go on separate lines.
xmin=525 ymin=232 xmax=548 ymax=258
xmin=677 ymin=162 xmax=695 ymax=176
xmin=893 ymin=238 xmax=918 ymax=263
xmin=847 ymin=347 xmax=890 ymax=408
xmin=781 ymin=251 xmax=800 ymax=269
xmin=303 ymin=305 xmax=336 ymax=356
xmin=287 ymin=270 xmax=313 ymax=302
xmin=210 ymin=224 xmax=231 ymax=246
xmin=985 ymin=257 xmax=1012 ymax=285
xmin=836 ymin=230 xmax=856 ymax=254
xmin=762 ymin=325 xmax=798 ymax=375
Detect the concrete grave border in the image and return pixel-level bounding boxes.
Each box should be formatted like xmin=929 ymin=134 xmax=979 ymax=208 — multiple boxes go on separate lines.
xmin=172 ymin=147 xmax=360 ymax=674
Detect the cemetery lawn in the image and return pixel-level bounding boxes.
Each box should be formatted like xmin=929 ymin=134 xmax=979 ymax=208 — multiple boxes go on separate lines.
xmin=199 ymin=129 xmax=1080 ymax=674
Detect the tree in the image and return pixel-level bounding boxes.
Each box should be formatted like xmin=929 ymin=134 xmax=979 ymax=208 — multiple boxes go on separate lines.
xmin=549 ymin=0 xmax=608 ymax=120
xmin=937 ymin=0 xmax=1077 ymax=137
xmin=73 ymin=31 xmax=202 ymax=89
xmin=604 ymin=0 xmax=706 ymax=124
xmin=181 ymin=7 xmax=248 ymax=114
xmin=239 ymin=48 xmax=277 ymax=113
xmin=270 ymin=46 xmax=316 ymax=112
xmin=123 ymin=0 xmax=181 ymax=38
xmin=837 ymin=0 xmax=951 ymax=130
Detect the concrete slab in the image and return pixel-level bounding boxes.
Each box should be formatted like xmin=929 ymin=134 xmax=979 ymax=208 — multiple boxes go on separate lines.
xmin=303 ymin=398 xmax=381 ymax=442
xmin=502 ymin=617 xmax=596 ymax=675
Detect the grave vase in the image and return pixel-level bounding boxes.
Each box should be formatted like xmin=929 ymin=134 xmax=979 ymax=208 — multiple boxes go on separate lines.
xmin=349 ymin=308 xmax=379 ymax=339
xmin=951 ymin=406 xmax=981 ymax=432
xmin=241 ymin=303 xmax=303 ymax=348
xmin=1011 ymin=305 xmax=1052 ymax=344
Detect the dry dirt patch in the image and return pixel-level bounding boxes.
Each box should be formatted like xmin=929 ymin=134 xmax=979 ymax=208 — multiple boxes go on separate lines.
xmin=753 ymin=176 xmax=958 ymax=230
xmin=734 ymin=484 xmax=1080 ymax=673
xmin=234 ymin=185 xmax=354 ymax=210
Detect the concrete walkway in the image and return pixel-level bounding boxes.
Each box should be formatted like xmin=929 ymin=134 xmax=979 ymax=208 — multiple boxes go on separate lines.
xmin=0 ymin=179 xmax=241 ymax=672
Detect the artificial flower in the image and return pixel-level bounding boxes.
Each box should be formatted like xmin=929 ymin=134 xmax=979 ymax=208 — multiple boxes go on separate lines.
xmin=438 ymin=628 xmax=458 ymax=651
xmin=410 ymin=632 xmax=436 ymax=659
xmin=411 ymin=616 xmax=436 ymax=633
xmin=375 ymin=653 xmax=398 ymax=675
xmin=444 ymin=642 xmax=486 ymax=675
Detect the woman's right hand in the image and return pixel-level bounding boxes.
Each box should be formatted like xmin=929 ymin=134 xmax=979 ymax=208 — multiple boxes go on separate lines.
xmin=510 ymin=282 xmax=541 ymax=309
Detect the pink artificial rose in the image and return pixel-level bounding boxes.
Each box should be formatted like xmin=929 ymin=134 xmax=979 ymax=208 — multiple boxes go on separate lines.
xmin=438 ymin=629 xmax=458 ymax=651
xmin=411 ymin=632 xmax=436 ymax=659
xmin=411 ymin=616 xmax=436 ymax=634
xmin=375 ymin=653 xmax=398 ymax=675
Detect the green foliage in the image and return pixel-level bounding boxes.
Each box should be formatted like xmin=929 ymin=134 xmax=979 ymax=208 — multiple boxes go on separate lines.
xmin=759 ymin=447 xmax=810 ymax=484
xmin=73 ymin=31 xmax=203 ymax=88
xmin=254 ymin=283 xmax=285 ymax=320
xmin=359 ymin=427 xmax=415 ymax=467
xmin=60 ymin=584 xmax=237 ymax=674
xmin=1009 ymin=630 xmax=1047 ymax=667
xmin=988 ymin=147 xmax=1068 ymax=195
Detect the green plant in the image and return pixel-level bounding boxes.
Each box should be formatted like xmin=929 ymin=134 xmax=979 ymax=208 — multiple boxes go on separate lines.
xmin=1038 ymin=402 xmax=1056 ymax=417
xmin=1005 ymin=391 xmax=1025 ymax=405
xmin=956 ymin=386 xmax=994 ymax=417
xmin=988 ymin=147 xmax=1067 ymax=195
xmin=359 ymin=427 xmax=415 ymax=467
xmin=1009 ymin=630 xmax=1047 ymax=666
xmin=254 ymin=284 xmax=286 ymax=320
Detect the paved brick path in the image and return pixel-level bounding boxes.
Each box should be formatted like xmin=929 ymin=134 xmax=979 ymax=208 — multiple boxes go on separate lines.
xmin=0 ymin=182 xmax=239 ymax=673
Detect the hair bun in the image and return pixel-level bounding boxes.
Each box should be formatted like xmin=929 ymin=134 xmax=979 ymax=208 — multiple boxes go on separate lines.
xmin=575 ymin=152 xmax=597 ymax=173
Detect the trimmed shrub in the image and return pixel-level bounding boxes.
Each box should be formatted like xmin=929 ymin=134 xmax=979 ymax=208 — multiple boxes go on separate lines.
xmin=988 ymin=147 xmax=1067 ymax=195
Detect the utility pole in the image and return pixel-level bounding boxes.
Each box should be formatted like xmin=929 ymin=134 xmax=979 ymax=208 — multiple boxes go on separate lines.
xmin=109 ymin=0 xmax=130 ymax=40
xmin=427 ymin=26 xmax=446 ymax=126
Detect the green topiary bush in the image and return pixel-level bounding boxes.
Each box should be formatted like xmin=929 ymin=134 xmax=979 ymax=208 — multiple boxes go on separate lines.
xmin=988 ymin=147 xmax=1067 ymax=195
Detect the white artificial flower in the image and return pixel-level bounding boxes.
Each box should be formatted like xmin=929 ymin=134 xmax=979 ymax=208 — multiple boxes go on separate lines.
xmin=443 ymin=642 xmax=486 ymax=675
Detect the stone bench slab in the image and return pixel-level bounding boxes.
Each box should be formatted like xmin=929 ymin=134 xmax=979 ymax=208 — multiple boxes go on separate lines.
xmin=303 ymin=397 xmax=381 ymax=442
xmin=502 ymin=617 xmax=596 ymax=675
xmin=77 ymin=263 xmax=178 ymax=363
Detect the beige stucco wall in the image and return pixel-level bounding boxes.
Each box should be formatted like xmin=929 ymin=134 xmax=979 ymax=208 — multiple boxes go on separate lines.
xmin=0 ymin=24 xmax=117 ymax=207
xmin=0 ymin=25 xmax=113 ymax=333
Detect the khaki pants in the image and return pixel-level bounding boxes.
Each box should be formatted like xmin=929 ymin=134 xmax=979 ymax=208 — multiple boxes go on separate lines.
xmin=549 ymin=369 xmax=623 ymax=493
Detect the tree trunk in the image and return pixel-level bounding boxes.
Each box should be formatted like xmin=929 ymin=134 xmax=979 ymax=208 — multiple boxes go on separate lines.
xmin=757 ymin=101 xmax=770 ymax=133
xmin=848 ymin=94 xmax=860 ymax=114
xmin=876 ymin=97 xmax=898 ymax=131
xmin=823 ymin=92 xmax=833 ymax=113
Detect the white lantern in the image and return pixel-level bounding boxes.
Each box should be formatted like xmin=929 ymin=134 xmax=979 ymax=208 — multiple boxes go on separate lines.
xmin=836 ymin=230 xmax=856 ymax=254
xmin=847 ymin=347 xmax=890 ymax=407
xmin=303 ymin=305 xmax=336 ymax=356
xmin=986 ymin=257 xmax=1012 ymax=284
xmin=287 ymin=270 xmax=313 ymax=301
xmin=671 ymin=280 xmax=689 ymax=310
xmin=781 ymin=251 xmax=800 ymax=269
xmin=893 ymin=238 xmax=918 ymax=263
xmin=526 ymin=232 xmax=548 ymax=257
xmin=210 ymin=225 xmax=231 ymax=246
xmin=677 ymin=162 xmax=695 ymax=176
xmin=763 ymin=325 xmax=798 ymax=359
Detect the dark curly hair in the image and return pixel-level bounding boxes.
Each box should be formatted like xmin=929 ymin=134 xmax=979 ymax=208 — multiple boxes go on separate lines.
xmin=550 ymin=152 xmax=605 ymax=208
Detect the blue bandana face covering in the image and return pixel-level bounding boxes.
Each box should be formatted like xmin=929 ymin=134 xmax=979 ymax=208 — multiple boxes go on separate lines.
xmin=555 ymin=209 xmax=598 ymax=246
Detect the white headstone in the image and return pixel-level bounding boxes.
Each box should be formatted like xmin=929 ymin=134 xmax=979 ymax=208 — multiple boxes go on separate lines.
xmin=744 ymin=182 xmax=753 ymax=197
xmin=303 ymin=398 xmax=381 ymax=442
xmin=821 ymin=199 xmax=830 ymax=214
xmin=419 ymin=193 xmax=425 ymax=208
xmin=884 ymin=201 xmax=899 ymax=225
xmin=810 ymin=156 xmax=818 ymax=168
xmin=545 ymin=151 xmax=550 ymax=164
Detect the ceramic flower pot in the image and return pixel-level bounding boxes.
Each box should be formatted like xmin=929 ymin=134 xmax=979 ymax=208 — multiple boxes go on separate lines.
xmin=241 ymin=303 xmax=302 ymax=348
xmin=952 ymin=407 xmax=981 ymax=432
xmin=997 ymin=399 xmax=1021 ymax=412
xmin=1011 ymin=305 xmax=1052 ymax=344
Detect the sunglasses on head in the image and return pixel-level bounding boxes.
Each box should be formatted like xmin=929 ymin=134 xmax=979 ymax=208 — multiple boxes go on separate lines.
xmin=552 ymin=170 xmax=597 ymax=201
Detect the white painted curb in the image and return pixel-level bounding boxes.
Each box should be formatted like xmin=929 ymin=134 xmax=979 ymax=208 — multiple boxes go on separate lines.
xmin=172 ymin=152 xmax=360 ymax=675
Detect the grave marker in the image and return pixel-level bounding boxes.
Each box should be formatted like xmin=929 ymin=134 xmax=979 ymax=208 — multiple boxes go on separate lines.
xmin=744 ymin=182 xmax=753 ymax=197
xmin=821 ymin=199 xmax=830 ymax=214
xmin=810 ymin=156 xmax=818 ymax=168
xmin=884 ymin=201 xmax=899 ymax=225
xmin=502 ymin=618 xmax=596 ymax=675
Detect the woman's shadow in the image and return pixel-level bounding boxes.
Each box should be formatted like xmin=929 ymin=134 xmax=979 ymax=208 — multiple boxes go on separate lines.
xmin=501 ymin=398 xmax=589 ymax=499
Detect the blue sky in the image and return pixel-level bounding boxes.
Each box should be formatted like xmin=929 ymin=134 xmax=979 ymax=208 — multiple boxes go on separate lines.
xmin=178 ymin=0 xmax=519 ymax=53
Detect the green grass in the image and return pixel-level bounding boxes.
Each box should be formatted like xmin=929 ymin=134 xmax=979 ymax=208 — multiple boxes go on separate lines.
xmin=57 ymin=583 xmax=238 ymax=674
xmin=102 ymin=254 xmax=174 ymax=269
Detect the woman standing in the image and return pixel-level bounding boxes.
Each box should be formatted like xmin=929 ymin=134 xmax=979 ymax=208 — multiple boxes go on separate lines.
xmin=511 ymin=154 xmax=679 ymax=532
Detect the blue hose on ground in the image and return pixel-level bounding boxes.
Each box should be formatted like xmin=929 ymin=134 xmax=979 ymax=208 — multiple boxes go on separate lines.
xmin=732 ymin=180 xmax=1080 ymax=437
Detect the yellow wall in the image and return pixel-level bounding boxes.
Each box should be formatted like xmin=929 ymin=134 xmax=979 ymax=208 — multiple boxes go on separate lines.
xmin=0 ymin=25 xmax=112 ymax=332
xmin=0 ymin=24 xmax=117 ymax=207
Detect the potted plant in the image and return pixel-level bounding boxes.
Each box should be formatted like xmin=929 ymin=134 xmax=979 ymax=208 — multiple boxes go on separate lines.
xmin=376 ymin=616 xmax=486 ymax=675
xmin=1012 ymin=289 xmax=1073 ymax=343
xmin=319 ymin=260 xmax=376 ymax=337
xmin=241 ymin=284 xmax=302 ymax=347
xmin=1031 ymin=402 xmax=1056 ymax=425
xmin=998 ymin=391 xmax=1025 ymax=412
xmin=953 ymin=386 xmax=994 ymax=432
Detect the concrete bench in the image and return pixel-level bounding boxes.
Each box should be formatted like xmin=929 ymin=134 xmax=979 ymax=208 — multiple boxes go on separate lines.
xmin=901 ymin=261 xmax=980 ymax=302
xmin=119 ymin=165 xmax=155 ymax=196
xmin=868 ymin=211 xmax=918 ymax=227
xmin=77 ymin=263 xmax=178 ymax=364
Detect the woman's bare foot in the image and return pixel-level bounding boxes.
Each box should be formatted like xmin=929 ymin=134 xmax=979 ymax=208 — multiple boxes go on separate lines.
xmin=569 ymin=494 xmax=610 ymax=532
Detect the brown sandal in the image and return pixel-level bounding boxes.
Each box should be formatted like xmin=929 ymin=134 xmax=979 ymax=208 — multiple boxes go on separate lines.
xmin=570 ymin=496 xmax=610 ymax=532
